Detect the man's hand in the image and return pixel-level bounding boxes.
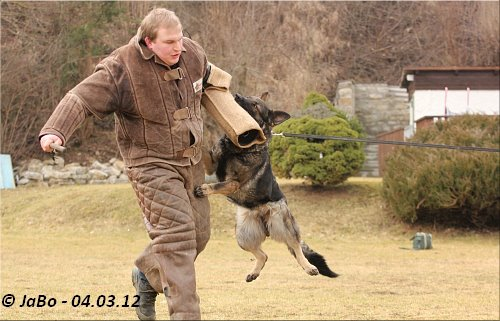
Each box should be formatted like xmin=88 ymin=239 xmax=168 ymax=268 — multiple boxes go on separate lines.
xmin=40 ymin=134 xmax=63 ymax=152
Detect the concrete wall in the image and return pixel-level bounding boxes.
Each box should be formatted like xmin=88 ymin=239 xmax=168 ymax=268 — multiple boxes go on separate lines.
xmin=334 ymin=80 xmax=409 ymax=177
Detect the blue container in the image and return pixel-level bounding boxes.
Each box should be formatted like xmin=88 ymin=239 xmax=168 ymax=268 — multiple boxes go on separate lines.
xmin=0 ymin=154 xmax=16 ymax=189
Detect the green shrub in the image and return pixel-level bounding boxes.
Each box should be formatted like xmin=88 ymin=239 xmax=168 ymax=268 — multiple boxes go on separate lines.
xmin=302 ymin=91 xmax=335 ymax=111
xmin=299 ymin=91 xmax=364 ymax=134
xmin=270 ymin=93 xmax=365 ymax=186
xmin=382 ymin=115 xmax=499 ymax=228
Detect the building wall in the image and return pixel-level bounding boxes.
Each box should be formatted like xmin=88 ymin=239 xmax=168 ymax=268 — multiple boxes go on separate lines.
xmin=334 ymin=80 xmax=409 ymax=177
xmin=412 ymin=90 xmax=499 ymax=121
xmin=376 ymin=128 xmax=405 ymax=177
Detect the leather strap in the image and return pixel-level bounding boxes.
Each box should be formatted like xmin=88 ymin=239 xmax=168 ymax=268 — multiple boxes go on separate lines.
xmin=164 ymin=68 xmax=185 ymax=81
xmin=176 ymin=145 xmax=200 ymax=158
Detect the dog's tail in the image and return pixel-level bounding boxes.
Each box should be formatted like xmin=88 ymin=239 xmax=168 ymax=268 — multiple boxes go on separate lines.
xmin=300 ymin=241 xmax=339 ymax=278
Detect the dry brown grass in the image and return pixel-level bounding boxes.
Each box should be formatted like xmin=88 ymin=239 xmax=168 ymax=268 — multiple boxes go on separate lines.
xmin=1 ymin=179 xmax=498 ymax=320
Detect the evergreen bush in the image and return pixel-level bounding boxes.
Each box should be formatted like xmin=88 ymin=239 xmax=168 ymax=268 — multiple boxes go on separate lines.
xmin=302 ymin=91 xmax=336 ymax=111
xmin=270 ymin=92 xmax=365 ymax=186
xmin=382 ymin=115 xmax=499 ymax=228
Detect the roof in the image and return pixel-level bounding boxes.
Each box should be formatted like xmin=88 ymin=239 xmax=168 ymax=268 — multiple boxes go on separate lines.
xmin=400 ymin=66 xmax=500 ymax=88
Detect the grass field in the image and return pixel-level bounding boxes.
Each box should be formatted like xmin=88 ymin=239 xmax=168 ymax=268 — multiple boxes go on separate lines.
xmin=1 ymin=179 xmax=498 ymax=320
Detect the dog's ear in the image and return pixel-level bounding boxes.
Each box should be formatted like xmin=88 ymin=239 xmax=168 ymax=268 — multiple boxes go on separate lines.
xmin=260 ymin=92 xmax=269 ymax=102
xmin=270 ymin=110 xmax=291 ymax=126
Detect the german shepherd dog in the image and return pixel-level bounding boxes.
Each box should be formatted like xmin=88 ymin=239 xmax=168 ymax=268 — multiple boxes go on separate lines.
xmin=194 ymin=92 xmax=338 ymax=282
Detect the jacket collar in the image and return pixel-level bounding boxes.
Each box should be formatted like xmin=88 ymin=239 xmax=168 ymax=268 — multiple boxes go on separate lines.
xmin=132 ymin=36 xmax=187 ymax=67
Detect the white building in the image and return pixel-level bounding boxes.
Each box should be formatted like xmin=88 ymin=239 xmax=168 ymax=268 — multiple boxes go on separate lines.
xmin=400 ymin=66 xmax=499 ymax=137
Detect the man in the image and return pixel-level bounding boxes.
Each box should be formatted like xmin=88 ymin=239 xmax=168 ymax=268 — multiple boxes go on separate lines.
xmin=40 ymin=8 xmax=215 ymax=320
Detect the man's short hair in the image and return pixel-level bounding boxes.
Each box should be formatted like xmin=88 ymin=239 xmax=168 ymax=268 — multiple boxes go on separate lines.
xmin=137 ymin=8 xmax=182 ymax=41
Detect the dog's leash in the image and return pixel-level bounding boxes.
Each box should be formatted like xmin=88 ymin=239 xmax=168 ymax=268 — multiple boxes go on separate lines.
xmin=272 ymin=132 xmax=500 ymax=153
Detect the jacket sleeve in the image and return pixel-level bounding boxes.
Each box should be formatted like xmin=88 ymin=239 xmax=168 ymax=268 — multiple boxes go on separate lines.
xmin=39 ymin=58 xmax=121 ymax=145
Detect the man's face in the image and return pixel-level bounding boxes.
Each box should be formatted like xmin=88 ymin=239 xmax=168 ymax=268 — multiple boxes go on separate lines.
xmin=145 ymin=25 xmax=183 ymax=66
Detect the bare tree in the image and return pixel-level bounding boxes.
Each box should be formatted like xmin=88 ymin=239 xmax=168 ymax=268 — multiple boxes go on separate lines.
xmin=1 ymin=1 xmax=498 ymax=164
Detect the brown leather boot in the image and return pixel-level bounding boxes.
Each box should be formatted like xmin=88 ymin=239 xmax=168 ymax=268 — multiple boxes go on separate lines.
xmin=132 ymin=267 xmax=158 ymax=320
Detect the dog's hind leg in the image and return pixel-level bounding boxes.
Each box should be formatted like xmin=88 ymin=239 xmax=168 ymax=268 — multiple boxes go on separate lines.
xmin=235 ymin=206 xmax=268 ymax=282
xmin=300 ymin=241 xmax=339 ymax=278
xmin=286 ymin=242 xmax=319 ymax=276
xmin=267 ymin=200 xmax=319 ymax=276
xmin=244 ymin=247 xmax=268 ymax=282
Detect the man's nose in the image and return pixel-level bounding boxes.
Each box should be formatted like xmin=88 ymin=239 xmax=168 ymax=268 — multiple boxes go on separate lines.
xmin=174 ymin=40 xmax=182 ymax=51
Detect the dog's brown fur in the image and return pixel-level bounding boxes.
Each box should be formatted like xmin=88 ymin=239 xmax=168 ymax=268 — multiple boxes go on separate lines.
xmin=195 ymin=93 xmax=338 ymax=282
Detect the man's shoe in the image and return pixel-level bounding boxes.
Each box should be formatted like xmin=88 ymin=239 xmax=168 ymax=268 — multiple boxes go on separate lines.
xmin=132 ymin=267 xmax=158 ymax=320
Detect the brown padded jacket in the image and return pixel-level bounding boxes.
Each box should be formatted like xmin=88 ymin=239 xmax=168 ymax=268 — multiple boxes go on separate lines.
xmin=40 ymin=36 xmax=208 ymax=167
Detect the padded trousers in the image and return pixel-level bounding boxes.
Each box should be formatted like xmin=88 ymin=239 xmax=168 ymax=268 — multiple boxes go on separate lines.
xmin=127 ymin=160 xmax=210 ymax=320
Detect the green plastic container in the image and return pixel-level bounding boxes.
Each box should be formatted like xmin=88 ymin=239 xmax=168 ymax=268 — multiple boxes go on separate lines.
xmin=411 ymin=232 xmax=433 ymax=250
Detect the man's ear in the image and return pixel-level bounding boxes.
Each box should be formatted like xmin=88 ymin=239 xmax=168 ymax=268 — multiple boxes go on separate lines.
xmin=260 ymin=92 xmax=269 ymax=102
xmin=145 ymin=37 xmax=153 ymax=49
xmin=270 ymin=110 xmax=291 ymax=126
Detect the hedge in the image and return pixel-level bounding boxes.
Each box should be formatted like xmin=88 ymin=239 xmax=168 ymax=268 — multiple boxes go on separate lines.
xmin=382 ymin=115 xmax=499 ymax=228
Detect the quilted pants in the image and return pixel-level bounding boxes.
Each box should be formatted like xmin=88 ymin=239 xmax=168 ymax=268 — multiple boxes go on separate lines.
xmin=127 ymin=160 xmax=210 ymax=320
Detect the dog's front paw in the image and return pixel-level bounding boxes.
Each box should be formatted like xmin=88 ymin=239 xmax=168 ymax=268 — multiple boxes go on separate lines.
xmin=194 ymin=184 xmax=209 ymax=198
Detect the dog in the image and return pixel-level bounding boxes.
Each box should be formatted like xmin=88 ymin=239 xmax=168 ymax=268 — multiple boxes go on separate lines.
xmin=194 ymin=92 xmax=339 ymax=282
